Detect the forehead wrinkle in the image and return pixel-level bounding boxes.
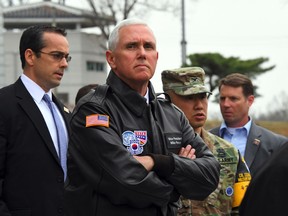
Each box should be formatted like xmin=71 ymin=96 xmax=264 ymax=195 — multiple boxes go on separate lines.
xmin=119 ymin=25 xmax=156 ymax=42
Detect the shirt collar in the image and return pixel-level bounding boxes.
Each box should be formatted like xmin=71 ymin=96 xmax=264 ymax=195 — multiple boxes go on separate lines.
xmin=106 ymin=70 xmax=155 ymax=116
xmin=21 ymin=74 xmax=52 ymax=103
xmin=144 ymin=88 xmax=149 ymax=104
xmin=220 ymin=117 xmax=252 ymax=137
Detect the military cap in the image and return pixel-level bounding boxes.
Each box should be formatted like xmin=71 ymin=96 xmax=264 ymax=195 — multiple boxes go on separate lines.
xmin=161 ymin=67 xmax=211 ymax=96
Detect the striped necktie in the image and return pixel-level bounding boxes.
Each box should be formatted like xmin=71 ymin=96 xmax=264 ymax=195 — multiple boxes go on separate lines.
xmin=43 ymin=94 xmax=67 ymax=180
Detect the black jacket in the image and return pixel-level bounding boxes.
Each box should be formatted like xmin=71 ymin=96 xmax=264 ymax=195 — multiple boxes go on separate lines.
xmin=65 ymin=71 xmax=220 ymax=216
xmin=239 ymin=141 xmax=288 ymax=216
xmin=0 ymin=78 xmax=71 ymax=216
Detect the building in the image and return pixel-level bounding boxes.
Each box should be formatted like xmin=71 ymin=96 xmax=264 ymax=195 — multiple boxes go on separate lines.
xmin=1 ymin=1 xmax=112 ymax=108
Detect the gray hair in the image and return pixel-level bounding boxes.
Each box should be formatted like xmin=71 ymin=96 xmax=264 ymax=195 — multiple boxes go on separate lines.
xmin=108 ymin=18 xmax=155 ymax=51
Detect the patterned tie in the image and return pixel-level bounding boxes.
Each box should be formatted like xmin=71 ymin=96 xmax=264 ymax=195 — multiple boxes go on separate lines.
xmin=43 ymin=94 xmax=67 ymax=180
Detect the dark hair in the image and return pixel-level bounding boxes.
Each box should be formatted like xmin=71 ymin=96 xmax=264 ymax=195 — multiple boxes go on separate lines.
xmin=219 ymin=73 xmax=254 ymax=97
xmin=19 ymin=25 xmax=67 ymax=69
xmin=75 ymin=84 xmax=99 ymax=104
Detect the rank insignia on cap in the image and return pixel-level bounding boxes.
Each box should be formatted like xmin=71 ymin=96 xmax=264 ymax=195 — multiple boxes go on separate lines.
xmin=122 ymin=130 xmax=147 ymax=155
xmin=86 ymin=114 xmax=109 ymax=128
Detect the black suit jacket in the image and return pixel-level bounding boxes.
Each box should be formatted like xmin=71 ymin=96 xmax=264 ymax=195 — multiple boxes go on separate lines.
xmin=239 ymin=141 xmax=288 ymax=216
xmin=210 ymin=121 xmax=288 ymax=177
xmin=0 ymin=78 xmax=71 ymax=216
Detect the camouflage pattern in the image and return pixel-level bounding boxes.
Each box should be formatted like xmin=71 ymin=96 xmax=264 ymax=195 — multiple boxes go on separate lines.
xmin=162 ymin=66 xmax=251 ymax=216
xmin=178 ymin=129 xmax=239 ymax=216
xmin=161 ymin=67 xmax=212 ymax=96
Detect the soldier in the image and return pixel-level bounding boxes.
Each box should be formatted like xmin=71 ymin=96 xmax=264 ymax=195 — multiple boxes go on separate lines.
xmin=162 ymin=67 xmax=250 ymax=215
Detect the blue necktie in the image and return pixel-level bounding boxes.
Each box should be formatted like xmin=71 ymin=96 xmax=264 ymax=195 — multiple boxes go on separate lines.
xmin=43 ymin=94 xmax=67 ymax=180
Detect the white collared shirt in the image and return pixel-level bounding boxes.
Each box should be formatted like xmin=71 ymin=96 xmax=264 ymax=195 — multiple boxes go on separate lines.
xmin=144 ymin=88 xmax=149 ymax=104
xmin=21 ymin=74 xmax=68 ymax=155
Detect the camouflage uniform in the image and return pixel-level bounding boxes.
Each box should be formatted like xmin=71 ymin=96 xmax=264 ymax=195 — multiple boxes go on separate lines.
xmin=178 ymin=129 xmax=239 ymax=216
xmin=162 ymin=67 xmax=212 ymax=96
xmin=161 ymin=67 xmax=251 ymax=216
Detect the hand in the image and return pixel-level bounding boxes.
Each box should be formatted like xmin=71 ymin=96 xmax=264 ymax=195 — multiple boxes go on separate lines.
xmin=179 ymin=144 xmax=196 ymax=160
xmin=133 ymin=155 xmax=154 ymax=171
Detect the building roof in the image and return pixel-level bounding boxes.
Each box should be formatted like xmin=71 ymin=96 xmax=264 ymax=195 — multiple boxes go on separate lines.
xmin=3 ymin=1 xmax=113 ymax=29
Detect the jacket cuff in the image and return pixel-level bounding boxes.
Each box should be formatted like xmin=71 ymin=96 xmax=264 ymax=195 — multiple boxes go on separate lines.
xmin=147 ymin=153 xmax=175 ymax=178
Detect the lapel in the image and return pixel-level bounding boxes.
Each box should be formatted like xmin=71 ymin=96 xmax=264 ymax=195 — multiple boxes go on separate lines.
xmin=14 ymin=78 xmax=60 ymax=163
xmin=244 ymin=121 xmax=261 ymax=168
xmin=52 ymin=94 xmax=71 ymax=136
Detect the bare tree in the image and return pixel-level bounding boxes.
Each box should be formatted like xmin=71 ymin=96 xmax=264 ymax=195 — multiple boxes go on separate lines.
xmin=86 ymin=0 xmax=181 ymax=41
xmin=258 ymin=91 xmax=288 ymax=121
xmin=2 ymin=0 xmax=191 ymax=50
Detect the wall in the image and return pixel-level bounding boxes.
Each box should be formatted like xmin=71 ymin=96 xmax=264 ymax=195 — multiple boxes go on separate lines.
xmin=3 ymin=29 xmax=107 ymax=108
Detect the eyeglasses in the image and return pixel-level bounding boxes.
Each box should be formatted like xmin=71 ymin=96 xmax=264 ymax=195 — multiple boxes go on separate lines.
xmin=38 ymin=51 xmax=72 ymax=62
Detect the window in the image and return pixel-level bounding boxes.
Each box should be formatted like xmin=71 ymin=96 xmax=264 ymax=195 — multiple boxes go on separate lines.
xmin=86 ymin=61 xmax=106 ymax=72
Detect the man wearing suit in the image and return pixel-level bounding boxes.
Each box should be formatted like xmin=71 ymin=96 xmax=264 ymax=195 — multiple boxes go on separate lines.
xmin=0 ymin=25 xmax=71 ymax=216
xmin=210 ymin=73 xmax=288 ymax=177
xmin=239 ymin=141 xmax=288 ymax=215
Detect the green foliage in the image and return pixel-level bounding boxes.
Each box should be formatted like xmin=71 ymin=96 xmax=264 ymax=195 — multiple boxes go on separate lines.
xmin=183 ymin=52 xmax=275 ymax=99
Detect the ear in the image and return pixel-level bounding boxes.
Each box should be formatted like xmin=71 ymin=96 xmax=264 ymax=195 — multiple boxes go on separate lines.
xmin=25 ymin=49 xmax=36 ymax=66
xmin=106 ymin=50 xmax=116 ymax=70
xmin=247 ymin=95 xmax=254 ymax=107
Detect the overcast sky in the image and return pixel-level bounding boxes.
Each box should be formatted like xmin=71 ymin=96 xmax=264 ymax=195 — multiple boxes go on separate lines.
xmin=142 ymin=0 xmax=288 ymax=118
xmin=17 ymin=0 xmax=288 ymax=118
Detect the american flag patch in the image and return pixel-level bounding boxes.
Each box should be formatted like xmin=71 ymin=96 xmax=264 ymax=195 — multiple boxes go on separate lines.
xmin=86 ymin=114 xmax=109 ymax=128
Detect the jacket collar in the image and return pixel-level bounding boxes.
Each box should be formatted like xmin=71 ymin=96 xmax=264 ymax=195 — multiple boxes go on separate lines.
xmin=106 ymin=70 xmax=157 ymax=117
